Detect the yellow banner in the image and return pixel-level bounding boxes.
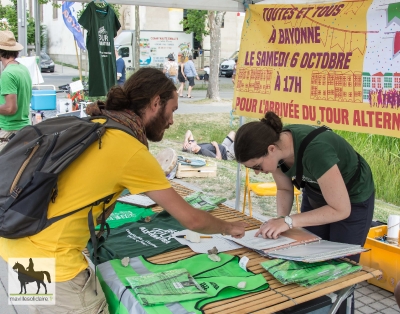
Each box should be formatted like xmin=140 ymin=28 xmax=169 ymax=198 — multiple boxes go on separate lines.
xmin=233 ymin=1 xmax=400 ymax=138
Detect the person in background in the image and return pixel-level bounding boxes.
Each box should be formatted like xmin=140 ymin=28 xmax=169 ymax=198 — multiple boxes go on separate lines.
xmin=203 ymin=65 xmax=210 ymax=83
xmin=115 ymin=47 xmax=126 ymax=86
xmin=0 ymin=68 xmax=247 ymax=314
xmin=232 ymin=58 xmax=237 ymax=84
xmin=183 ymin=55 xmax=199 ymax=98
xmin=395 ymin=281 xmax=400 ymax=309
xmin=163 ymin=53 xmax=178 ymax=85
xmin=182 ymin=129 xmax=236 ymax=161
xmin=0 ymin=30 xmax=32 ymax=152
xmin=177 ymin=55 xmax=186 ymax=97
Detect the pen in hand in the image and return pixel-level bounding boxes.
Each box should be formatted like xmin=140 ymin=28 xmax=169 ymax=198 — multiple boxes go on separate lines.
xmin=176 ymin=235 xmax=213 ymax=239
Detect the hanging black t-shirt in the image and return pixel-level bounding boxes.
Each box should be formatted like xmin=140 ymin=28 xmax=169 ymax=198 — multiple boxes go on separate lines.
xmin=78 ymin=2 xmax=121 ymax=96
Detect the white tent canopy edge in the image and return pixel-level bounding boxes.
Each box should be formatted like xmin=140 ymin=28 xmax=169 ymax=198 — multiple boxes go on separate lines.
xmin=68 ymin=0 xmax=248 ymax=12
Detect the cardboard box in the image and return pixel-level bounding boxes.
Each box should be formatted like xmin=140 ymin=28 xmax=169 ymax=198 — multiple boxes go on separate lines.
xmin=175 ymin=158 xmax=217 ymax=178
xmin=359 ymin=225 xmax=400 ymax=292
xmin=57 ymin=98 xmax=73 ymax=114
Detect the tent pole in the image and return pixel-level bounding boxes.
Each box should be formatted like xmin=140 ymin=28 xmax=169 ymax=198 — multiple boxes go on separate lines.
xmin=74 ymin=40 xmax=82 ymax=82
xmin=235 ymin=116 xmax=245 ymax=211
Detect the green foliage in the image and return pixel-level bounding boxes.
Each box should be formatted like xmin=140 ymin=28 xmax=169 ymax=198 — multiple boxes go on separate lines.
xmin=0 ymin=3 xmax=18 ymax=35
xmin=0 ymin=0 xmax=44 ymax=45
xmin=335 ymin=130 xmax=400 ymax=206
xmin=180 ymin=10 xmax=209 ymax=42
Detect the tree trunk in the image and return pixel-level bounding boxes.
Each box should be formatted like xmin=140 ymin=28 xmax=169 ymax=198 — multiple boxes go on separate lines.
xmin=206 ymin=11 xmax=225 ymax=101
xmin=134 ymin=6 xmax=140 ymax=72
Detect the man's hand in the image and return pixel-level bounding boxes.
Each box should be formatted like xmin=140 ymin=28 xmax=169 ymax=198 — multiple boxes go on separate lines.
xmin=183 ymin=140 xmax=191 ymax=150
xmin=211 ymin=141 xmax=218 ymax=147
xmin=254 ymin=218 xmax=289 ymax=239
xmin=225 ymin=221 xmax=248 ymax=238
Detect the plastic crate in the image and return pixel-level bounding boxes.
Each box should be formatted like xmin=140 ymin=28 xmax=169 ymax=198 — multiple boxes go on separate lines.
xmin=359 ymin=225 xmax=400 ymax=292
xmin=31 ymin=86 xmax=56 ymax=110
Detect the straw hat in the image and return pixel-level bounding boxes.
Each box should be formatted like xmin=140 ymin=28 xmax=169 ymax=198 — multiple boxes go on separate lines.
xmin=0 ymin=31 xmax=23 ymax=51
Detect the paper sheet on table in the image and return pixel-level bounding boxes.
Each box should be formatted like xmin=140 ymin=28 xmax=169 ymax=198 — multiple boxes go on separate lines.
xmin=267 ymin=240 xmax=368 ymax=263
xmin=173 ymin=230 xmax=243 ymax=253
xmin=222 ymin=229 xmax=296 ymax=250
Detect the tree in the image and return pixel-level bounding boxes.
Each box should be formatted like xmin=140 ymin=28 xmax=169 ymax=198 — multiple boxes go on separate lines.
xmin=206 ymin=11 xmax=225 ymax=101
xmin=181 ymin=10 xmax=225 ymax=101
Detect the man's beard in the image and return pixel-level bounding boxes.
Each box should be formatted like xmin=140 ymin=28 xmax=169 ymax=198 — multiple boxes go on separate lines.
xmin=145 ymin=105 xmax=169 ymax=142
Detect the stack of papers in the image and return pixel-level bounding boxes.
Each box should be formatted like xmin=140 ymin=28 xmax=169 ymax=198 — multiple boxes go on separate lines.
xmin=267 ymin=241 xmax=368 ymax=263
xmin=223 ymin=228 xmax=367 ymax=263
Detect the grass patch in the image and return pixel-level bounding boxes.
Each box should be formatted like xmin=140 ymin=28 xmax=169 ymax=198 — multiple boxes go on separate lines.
xmin=149 ymin=113 xmax=400 ymax=221
xmin=54 ymin=61 xmax=79 ymax=70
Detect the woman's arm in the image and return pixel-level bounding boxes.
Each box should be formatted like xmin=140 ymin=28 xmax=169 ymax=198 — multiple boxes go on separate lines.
xmin=256 ymin=164 xmax=351 ymax=239
xmin=273 ymin=170 xmax=295 ymax=217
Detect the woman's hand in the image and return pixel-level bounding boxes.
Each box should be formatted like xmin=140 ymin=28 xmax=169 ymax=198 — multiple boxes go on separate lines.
xmin=255 ymin=218 xmax=289 ymax=239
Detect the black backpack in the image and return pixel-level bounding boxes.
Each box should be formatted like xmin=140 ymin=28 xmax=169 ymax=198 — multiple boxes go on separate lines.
xmin=0 ymin=115 xmax=134 ymax=239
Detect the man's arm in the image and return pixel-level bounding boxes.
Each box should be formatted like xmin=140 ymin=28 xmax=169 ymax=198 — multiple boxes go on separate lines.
xmin=0 ymin=94 xmax=18 ymax=115
xmin=146 ymin=187 xmax=248 ymax=237
xmin=183 ymin=130 xmax=194 ymax=150
xmin=211 ymin=141 xmax=222 ymax=160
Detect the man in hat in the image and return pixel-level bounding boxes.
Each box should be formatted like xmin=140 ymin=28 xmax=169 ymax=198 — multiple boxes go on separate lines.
xmin=0 ymin=30 xmax=32 ymax=151
xmin=163 ymin=53 xmax=178 ymax=84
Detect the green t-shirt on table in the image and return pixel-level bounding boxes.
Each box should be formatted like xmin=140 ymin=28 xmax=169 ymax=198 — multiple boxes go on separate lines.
xmin=282 ymin=124 xmax=374 ymax=203
xmin=78 ymin=2 xmax=120 ymax=96
xmin=0 ymin=64 xmax=32 ymax=131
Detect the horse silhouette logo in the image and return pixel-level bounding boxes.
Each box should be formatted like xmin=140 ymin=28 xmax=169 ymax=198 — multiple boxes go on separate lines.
xmin=12 ymin=258 xmax=52 ymax=294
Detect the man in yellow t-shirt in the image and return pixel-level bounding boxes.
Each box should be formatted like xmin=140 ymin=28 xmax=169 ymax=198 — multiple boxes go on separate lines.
xmin=0 ymin=67 xmax=247 ymax=314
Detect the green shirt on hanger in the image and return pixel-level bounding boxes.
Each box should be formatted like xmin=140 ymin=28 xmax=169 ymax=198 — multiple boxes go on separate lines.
xmin=78 ymin=2 xmax=121 ymax=96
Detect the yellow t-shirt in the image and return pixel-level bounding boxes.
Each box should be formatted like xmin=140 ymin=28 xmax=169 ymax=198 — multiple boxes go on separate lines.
xmin=0 ymin=127 xmax=170 ymax=281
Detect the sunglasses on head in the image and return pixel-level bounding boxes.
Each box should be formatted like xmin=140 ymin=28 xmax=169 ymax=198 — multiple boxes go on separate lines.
xmin=245 ymin=154 xmax=266 ymax=171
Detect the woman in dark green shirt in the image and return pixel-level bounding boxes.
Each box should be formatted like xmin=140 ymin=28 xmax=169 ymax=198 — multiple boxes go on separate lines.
xmin=234 ymin=111 xmax=375 ymax=263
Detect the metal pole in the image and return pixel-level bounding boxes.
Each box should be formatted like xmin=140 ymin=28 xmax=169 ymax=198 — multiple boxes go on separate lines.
xmin=17 ymin=0 xmax=28 ymax=56
xmin=34 ymin=0 xmax=40 ymax=65
xmin=235 ymin=116 xmax=245 ymax=210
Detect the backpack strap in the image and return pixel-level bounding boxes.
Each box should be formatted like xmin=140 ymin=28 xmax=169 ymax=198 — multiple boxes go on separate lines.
xmin=292 ymin=126 xmax=330 ymax=190
xmin=86 ymin=194 xmax=114 ymax=296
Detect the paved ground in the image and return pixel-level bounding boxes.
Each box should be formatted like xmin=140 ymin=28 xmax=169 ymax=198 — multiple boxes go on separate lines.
xmin=1 ymin=67 xmax=399 ymax=313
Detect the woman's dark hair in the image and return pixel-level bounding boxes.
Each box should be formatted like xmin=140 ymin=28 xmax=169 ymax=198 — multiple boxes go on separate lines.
xmin=104 ymin=68 xmax=176 ymax=116
xmin=234 ymin=111 xmax=283 ymax=162
xmin=0 ymin=49 xmax=19 ymax=59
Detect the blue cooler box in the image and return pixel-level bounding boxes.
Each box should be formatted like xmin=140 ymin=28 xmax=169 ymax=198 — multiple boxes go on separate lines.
xmin=31 ymin=89 xmax=56 ymax=110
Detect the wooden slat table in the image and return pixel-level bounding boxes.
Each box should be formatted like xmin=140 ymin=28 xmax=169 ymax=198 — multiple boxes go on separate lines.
xmin=147 ymin=181 xmax=381 ymax=314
